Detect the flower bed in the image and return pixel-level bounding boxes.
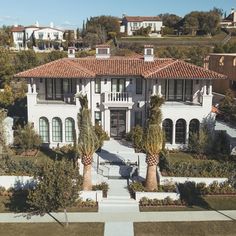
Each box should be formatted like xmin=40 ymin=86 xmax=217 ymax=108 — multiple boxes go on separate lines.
xmin=92 ymin=182 xmax=109 ymax=198
xmin=139 ymin=197 xmax=185 ymax=207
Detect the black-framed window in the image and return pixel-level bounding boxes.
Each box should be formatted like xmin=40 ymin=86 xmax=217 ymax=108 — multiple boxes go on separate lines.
xmin=95 ymin=111 xmax=101 ymax=125
xmin=175 ymin=119 xmax=186 ymax=144
xmin=189 ymin=119 xmax=200 ymax=136
xmin=136 ymin=78 xmax=143 ymax=94
xmin=185 ymin=80 xmax=193 ymax=101
xmin=162 ymin=119 xmax=173 ymax=144
xmin=134 ymin=111 xmax=142 ymax=126
xmin=39 ymin=117 xmax=49 ymax=143
xmin=52 ymin=117 xmax=62 ymax=142
xmin=65 ymin=118 xmax=75 ymax=142
xmin=45 ymin=78 xmax=75 ymax=100
xmin=111 ymin=78 xmax=126 ymax=92
xmin=95 ymin=79 xmax=101 ymax=93
xmin=168 ymin=80 xmax=183 ymax=101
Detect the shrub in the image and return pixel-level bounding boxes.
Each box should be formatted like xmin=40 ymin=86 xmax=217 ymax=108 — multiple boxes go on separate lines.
xmin=129 ymin=181 xmax=145 ymax=197
xmin=139 ymin=197 xmax=183 ymax=206
xmin=131 ymin=125 xmax=143 ymax=151
xmin=14 ymin=123 xmax=41 ymax=152
xmin=94 ymin=123 xmax=109 ymax=150
xmin=92 ymin=182 xmax=109 ymax=197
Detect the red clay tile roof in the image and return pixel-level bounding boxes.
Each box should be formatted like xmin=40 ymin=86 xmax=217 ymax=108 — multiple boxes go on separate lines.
xmin=14 ymin=56 xmax=227 ymax=80
xmin=11 ymin=26 xmax=24 ymax=32
xmin=124 ymin=16 xmax=161 ymax=22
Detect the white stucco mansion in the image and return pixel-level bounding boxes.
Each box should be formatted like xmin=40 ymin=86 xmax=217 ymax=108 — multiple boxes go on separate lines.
xmin=15 ymin=45 xmax=226 ymax=149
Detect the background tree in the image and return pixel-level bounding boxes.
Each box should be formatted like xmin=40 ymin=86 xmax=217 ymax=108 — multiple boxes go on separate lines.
xmin=77 ymin=95 xmax=99 ymax=190
xmin=28 ymin=160 xmax=82 ymax=227
xmin=0 ymin=25 xmax=13 ymax=47
xmin=0 ymin=109 xmax=6 ymax=156
xmin=143 ymin=95 xmax=165 ymax=191
xmin=159 ymin=13 xmax=181 ymax=35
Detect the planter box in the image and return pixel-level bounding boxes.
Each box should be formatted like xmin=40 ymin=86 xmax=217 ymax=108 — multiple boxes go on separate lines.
xmin=0 ymin=176 xmax=35 ymax=189
xmin=79 ymin=190 xmax=103 ymax=202
xmin=158 ymin=169 xmax=228 ymax=186
xmin=135 ymin=191 xmax=180 ymax=202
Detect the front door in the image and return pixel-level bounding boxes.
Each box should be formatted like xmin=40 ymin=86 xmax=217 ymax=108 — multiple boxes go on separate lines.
xmin=110 ymin=110 xmax=126 ymax=138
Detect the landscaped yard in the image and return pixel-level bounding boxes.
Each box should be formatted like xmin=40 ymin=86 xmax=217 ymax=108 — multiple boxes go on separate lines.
xmin=134 ymin=221 xmax=236 ymax=236
xmin=140 ymin=196 xmax=236 ymax=212
xmin=0 ymin=223 xmax=104 ymax=236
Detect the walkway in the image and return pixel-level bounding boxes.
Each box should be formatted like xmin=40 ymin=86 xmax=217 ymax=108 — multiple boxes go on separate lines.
xmin=0 ymin=210 xmax=235 ymax=223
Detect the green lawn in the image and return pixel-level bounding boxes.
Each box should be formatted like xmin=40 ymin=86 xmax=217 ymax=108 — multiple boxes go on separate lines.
xmin=0 ymin=223 xmax=104 ymax=236
xmin=134 ymin=221 xmax=236 ymax=236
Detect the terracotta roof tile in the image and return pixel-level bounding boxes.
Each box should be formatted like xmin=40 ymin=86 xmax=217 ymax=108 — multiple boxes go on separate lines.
xmin=14 ymin=56 xmax=227 ymax=80
xmin=11 ymin=26 xmax=24 ymax=32
xmin=124 ymin=16 xmax=161 ymax=22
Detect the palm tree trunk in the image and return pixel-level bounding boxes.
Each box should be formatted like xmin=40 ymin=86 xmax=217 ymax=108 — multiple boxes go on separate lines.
xmin=146 ymin=164 xmax=158 ymax=191
xmin=83 ymin=164 xmax=92 ymax=190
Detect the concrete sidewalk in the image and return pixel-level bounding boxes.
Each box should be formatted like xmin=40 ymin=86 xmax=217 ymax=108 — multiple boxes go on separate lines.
xmin=0 ymin=210 xmax=235 ymax=223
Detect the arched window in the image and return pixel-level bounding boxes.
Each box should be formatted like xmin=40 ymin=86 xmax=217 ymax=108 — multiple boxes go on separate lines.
xmin=162 ymin=119 xmax=173 ymax=144
xmin=65 ymin=118 xmax=75 ymax=142
xmin=219 ymin=56 xmax=224 ymax=66
xmin=189 ymin=119 xmax=200 ymax=136
xmin=233 ymin=57 xmax=236 ymax=66
xmin=175 ymin=119 xmax=186 ymax=144
xmin=39 ymin=117 xmax=49 ymax=143
xmin=52 ymin=117 xmax=62 ymax=142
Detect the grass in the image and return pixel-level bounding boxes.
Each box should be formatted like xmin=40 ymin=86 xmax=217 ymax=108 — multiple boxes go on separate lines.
xmin=134 ymin=221 xmax=236 ymax=236
xmin=0 ymin=196 xmax=98 ymax=213
xmin=204 ymin=196 xmax=236 ymax=210
xmin=167 ymin=151 xmax=195 ymax=163
xmin=0 ymin=223 xmax=104 ymax=236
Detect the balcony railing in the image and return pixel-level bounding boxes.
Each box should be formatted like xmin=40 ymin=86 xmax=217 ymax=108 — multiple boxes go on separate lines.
xmin=103 ymin=92 xmax=132 ymax=103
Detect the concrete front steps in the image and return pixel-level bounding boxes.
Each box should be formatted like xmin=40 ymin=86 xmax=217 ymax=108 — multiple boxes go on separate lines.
xmin=99 ymin=196 xmax=139 ymax=213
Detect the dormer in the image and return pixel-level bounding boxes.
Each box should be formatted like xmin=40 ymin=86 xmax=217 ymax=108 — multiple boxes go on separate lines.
xmin=68 ymin=47 xmax=75 ymax=58
xmin=144 ymin=45 xmax=154 ymax=62
xmin=96 ymin=45 xmax=110 ymax=59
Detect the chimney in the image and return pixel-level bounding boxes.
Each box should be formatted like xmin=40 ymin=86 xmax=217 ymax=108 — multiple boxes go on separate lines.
xmin=50 ymin=22 xmax=54 ymax=28
xmin=35 ymin=21 xmax=39 ymax=27
xmin=96 ymin=45 xmax=110 ymax=59
xmin=68 ymin=47 xmax=76 ymax=58
xmin=231 ymin=8 xmax=235 ymax=14
xmin=144 ymin=45 xmax=154 ymax=62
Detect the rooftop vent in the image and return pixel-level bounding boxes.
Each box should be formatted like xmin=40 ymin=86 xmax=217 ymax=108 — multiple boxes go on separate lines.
xmin=144 ymin=45 xmax=154 ymax=62
xmin=96 ymin=45 xmax=110 ymax=59
xmin=68 ymin=47 xmax=75 ymax=58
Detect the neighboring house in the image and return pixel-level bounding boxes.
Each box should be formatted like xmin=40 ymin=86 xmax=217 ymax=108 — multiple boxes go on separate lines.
xmin=11 ymin=22 xmax=64 ymax=51
xmin=206 ymin=53 xmax=236 ymax=95
xmin=11 ymin=26 xmax=25 ymax=50
xmin=220 ymin=8 xmax=236 ymax=29
xmin=14 ymin=45 xmax=226 ymax=149
xmin=121 ymin=16 xmax=163 ymax=36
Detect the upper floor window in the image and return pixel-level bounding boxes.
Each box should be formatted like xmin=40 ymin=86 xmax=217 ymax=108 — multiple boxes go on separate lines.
xmin=54 ymin=32 xmax=59 ymax=40
xmin=111 ymin=78 xmax=126 ymax=93
xmin=136 ymin=78 xmax=142 ymax=94
xmin=98 ymin=48 xmax=108 ymax=55
xmin=38 ymin=32 xmax=44 ymax=39
xmin=95 ymin=79 xmax=101 ymax=93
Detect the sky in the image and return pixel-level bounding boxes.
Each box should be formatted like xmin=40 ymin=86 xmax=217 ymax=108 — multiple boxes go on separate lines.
xmin=0 ymin=0 xmax=235 ymax=29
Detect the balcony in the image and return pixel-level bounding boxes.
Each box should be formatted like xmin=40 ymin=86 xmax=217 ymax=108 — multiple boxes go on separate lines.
xmin=102 ymin=92 xmax=134 ymax=109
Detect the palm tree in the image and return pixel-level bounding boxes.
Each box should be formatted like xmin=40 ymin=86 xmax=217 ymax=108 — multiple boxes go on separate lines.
xmin=77 ymin=94 xmax=99 ymax=190
xmin=143 ymin=95 xmax=164 ymax=191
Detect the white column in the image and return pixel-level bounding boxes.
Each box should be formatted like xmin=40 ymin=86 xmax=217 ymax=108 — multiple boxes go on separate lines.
xmin=27 ymin=83 xmax=32 ymax=94
xmin=185 ymin=121 xmax=189 ymax=145
xmin=208 ymin=84 xmax=212 ymax=95
xmin=104 ymin=109 xmax=110 ymax=136
xmin=49 ymin=120 xmax=53 ymax=146
xmin=158 ymin=84 xmax=162 ymax=97
xmin=152 ymin=84 xmax=156 ymax=95
xmin=172 ymin=121 xmax=176 ymax=145
xmin=127 ymin=109 xmax=131 ymax=133
xmin=32 ymin=83 xmax=37 ymax=94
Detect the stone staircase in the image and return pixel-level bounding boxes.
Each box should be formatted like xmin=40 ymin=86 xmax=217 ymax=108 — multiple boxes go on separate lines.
xmin=99 ymin=196 xmax=139 ymax=213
